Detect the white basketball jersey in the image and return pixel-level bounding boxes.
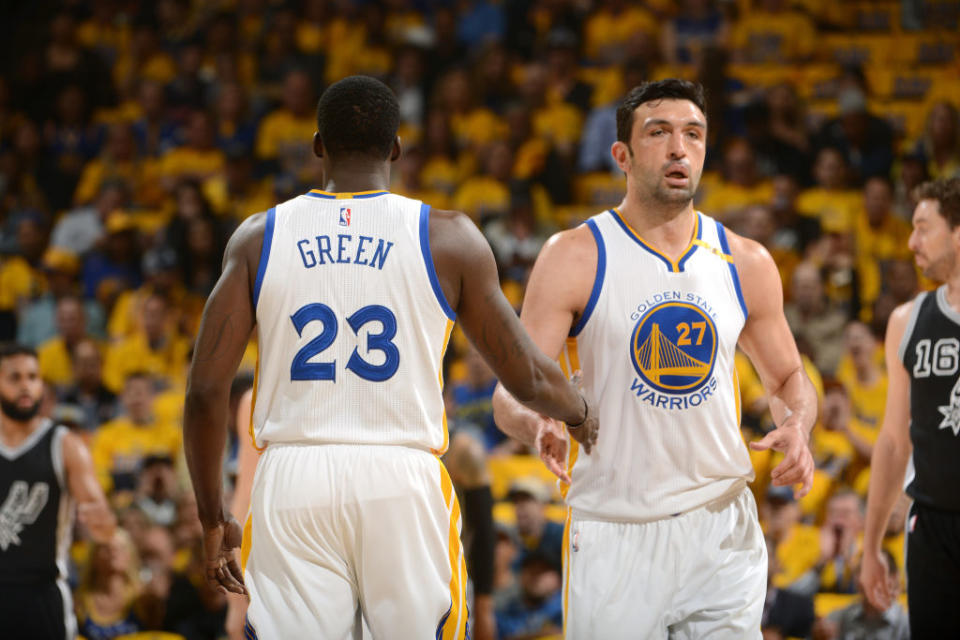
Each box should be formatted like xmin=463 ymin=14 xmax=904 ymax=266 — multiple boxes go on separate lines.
xmin=561 ymin=209 xmax=753 ymax=522
xmin=251 ymin=190 xmax=455 ymax=453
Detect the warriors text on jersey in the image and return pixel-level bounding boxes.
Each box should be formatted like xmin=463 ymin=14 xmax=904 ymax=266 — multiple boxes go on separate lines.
xmin=250 ymin=190 xmax=455 ymax=453
xmin=560 ymin=209 xmax=753 ymax=522
xmin=899 ymin=286 xmax=960 ymax=512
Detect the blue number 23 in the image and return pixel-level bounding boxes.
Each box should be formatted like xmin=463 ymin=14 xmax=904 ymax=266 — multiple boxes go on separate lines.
xmin=290 ymin=303 xmax=400 ymax=382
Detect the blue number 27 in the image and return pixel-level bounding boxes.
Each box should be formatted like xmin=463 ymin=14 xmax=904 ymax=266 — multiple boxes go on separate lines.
xmin=290 ymin=303 xmax=400 ymax=382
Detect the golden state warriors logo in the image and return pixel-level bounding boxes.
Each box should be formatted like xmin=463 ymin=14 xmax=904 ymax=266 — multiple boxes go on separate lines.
xmin=630 ymin=301 xmax=717 ymax=394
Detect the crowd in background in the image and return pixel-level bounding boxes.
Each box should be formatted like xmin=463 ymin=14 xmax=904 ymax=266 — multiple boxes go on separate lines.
xmin=0 ymin=0 xmax=958 ymax=638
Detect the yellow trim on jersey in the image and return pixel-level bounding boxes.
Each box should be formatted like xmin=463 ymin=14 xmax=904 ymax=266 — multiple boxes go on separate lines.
xmin=613 ymin=207 xmax=700 ymax=272
xmin=307 ymin=189 xmax=390 ymax=199
xmin=240 ymin=512 xmax=253 ymax=572
xmin=692 ymin=239 xmax=734 ymax=263
xmin=566 ymin=337 xmax=581 ymax=373
xmin=562 ymin=507 xmax=572 ymax=636
xmin=438 ymin=461 xmax=468 ymax=640
xmin=560 ymin=338 xmax=581 ymax=499
xmin=733 ymin=367 xmax=741 ymax=426
xmin=249 ymin=349 xmax=267 ymax=453
xmin=432 ymin=319 xmax=456 ymax=456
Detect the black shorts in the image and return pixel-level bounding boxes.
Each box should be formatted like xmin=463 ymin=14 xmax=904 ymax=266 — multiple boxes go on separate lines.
xmin=0 ymin=581 xmax=71 ymax=640
xmin=906 ymin=501 xmax=960 ymax=638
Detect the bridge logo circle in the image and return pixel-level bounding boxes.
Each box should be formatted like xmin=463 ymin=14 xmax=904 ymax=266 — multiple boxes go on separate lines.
xmin=629 ymin=301 xmax=717 ymax=394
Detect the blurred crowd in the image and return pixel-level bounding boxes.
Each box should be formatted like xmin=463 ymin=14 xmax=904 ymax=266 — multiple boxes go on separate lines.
xmin=0 ymin=0 xmax=958 ymax=638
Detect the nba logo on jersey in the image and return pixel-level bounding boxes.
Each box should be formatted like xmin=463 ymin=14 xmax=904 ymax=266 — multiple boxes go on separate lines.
xmin=339 ymin=207 xmax=351 ymax=226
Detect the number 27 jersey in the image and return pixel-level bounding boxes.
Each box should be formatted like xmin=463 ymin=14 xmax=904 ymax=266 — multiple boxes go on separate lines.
xmin=251 ymin=190 xmax=455 ymax=453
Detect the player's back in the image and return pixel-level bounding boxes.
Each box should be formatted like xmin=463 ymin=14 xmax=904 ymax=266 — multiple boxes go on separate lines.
xmin=251 ymin=189 xmax=455 ymax=452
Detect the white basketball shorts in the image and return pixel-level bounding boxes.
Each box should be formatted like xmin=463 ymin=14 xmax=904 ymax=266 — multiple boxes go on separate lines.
xmin=241 ymin=443 xmax=468 ymax=640
xmin=563 ymin=485 xmax=766 ymax=639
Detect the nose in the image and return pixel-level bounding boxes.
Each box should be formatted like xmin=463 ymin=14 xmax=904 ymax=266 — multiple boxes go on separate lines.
xmin=907 ymin=229 xmax=919 ymax=253
xmin=667 ymin=131 xmax=686 ymax=160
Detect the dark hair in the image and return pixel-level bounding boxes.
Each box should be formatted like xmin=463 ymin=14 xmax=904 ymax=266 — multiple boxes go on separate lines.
xmin=616 ymin=79 xmax=707 ymax=144
xmin=0 ymin=343 xmax=37 ymax=364
xmin=316 ymin=76 xmax=399 ymax=160
xmin=915 ymin=177 xmax=960 ymax=228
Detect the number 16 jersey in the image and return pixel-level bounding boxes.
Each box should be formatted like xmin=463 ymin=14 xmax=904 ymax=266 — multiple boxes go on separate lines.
xmin=251 ymin=190 xmax=455 ymax=453
xmin=562 ymin=209 xmax=754 ymax=522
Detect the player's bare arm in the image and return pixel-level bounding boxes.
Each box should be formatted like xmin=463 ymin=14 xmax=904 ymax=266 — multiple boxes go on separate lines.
xmin=728 ymin=231 xmax=817 ymax=497
xmin=429 ymin=210 xmax=593 ymax=444
xmin=62 ymin=430 xmax=115 ymax=543
xmin=491 ymin=225 xmax=598 ymax=472
xmin=184 ymin=212 xmax=265 ymax=596
xmin=861 ymin=301 xmax=914 ymax=611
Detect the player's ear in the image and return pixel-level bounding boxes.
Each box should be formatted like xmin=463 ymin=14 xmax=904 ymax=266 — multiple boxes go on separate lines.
xmin=313 ymin=132 xmax=324 ymax=159
xmin=611 ymin=141 xmax=631 ymax=173
xmin=390 ymin=136 xmax=402 ymax=162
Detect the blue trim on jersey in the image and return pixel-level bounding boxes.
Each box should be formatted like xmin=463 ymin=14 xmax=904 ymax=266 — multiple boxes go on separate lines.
xmin=570 ymin=218 xmax=606 ymax=337
xmin=715 ymin=220 xmax=748 ymax=321
xmin=436 ymin=606 xmax=451 ymax=640
xmin=252 ymin=207 xmax=276 ymax=309
xmin=419 ymin=203 xmax=457 ymax=321
xmin=243 ymin=617 xmax=259 ymax=640
xmin=676 ymin=212 xmax=703 ymax=271
xmin=610 ymin=209 xmax=674 ymax=272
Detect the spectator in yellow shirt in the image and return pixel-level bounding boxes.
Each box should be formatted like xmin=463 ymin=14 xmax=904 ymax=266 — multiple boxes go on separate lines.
xmin=796 ymin=147 xmax=862 ymax=234
xmin=452 ymin=141 xmax=513 ymax=223
xmin=729 ymin=0 xmax=816 ymax=64
xmin=103 ymin=292 xmax=191 ymax=393
xmin=784 ymin=261 xmax=849 ymax=376
xmin=698 ymin=139 xmax=774 ymax=220
xmin=813 ymin=490 xmax=864 ymax=594
xmin=583 ymin=0 xmax=657 ymax=64
xmin=37 ymin=294 xmax=91 ymax=389
xmin=255 ymin=69 xmax=319 ymax=183
xmin=91 ymin=372 xmax=182 ymax=497
xmin=158 ymin=110 xmax=225 ymax=193
xmin=761 ymin=486 xmax=821 ymax=591
xmin=56 ymin=337 xmax=119 ymax=436
xmin=855 ymin=177 xmax=913 ymax=317
xmin=910 ymin=101 xmax=960 ymax=181
xmin=73 ymin=123 xmax=143 ymax=207
xmin=0 ymin=216 xmax=47 ymax=339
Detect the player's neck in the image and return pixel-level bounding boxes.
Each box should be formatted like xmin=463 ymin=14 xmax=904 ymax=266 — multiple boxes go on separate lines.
xmin=322 ymin=164 xmax=391 ymax=194
xmin=944 ymin=266 xmax=960 ymax=313
xmin=617 ymin=196 xmax=697 ymax=258
xmin=0 ymin=416 xmax=42 ymax=448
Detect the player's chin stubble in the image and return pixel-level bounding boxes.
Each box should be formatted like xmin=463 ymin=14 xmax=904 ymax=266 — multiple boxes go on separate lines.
xmin=0 ymin=397 xmax=42 ymax=422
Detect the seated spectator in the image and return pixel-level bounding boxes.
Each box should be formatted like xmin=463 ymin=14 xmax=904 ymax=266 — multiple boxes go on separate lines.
xmin=91 ymin=372 xmax=182 ymax=497
xmin=854 ymin=177 xmax=913 ymax=318
xmin=103 ymin=291 xmax=191 ymax=393
xmin=133 ymin=454 xmax=179 ymax=527
xmin=484 ymin=186 xmax=551 ymax=284
xmin=583 ymin=0 xmax=656 ymax=65
xmin=761 ymin=485 xmax=820 ymax=593
xmin=163 ymin=536 xmax=228 ymax=640
xmin=910 ymin=100 xmax=960 ymax=180
xmin=81 ymin=211 xmax=142 ymax=300
xmin=37 ymin=294 xmax=91 ymax=388
xmin=158 ymin=110 xmax=225 ymax=192
xmin=495 ymin=552 xmax=563 ymax=640
xmin=814 ymin=550 xmax=909 ymax=640
xmin=508 ymin=478 xmax=563 ymax=573
xmin=729 ymin=0 xmax=816 ymax=64
xmin=660 ymin=0 xmax=727 ymax=65
xmin=784 ymin=261 xmax=848 ymax=376
xmin=203 ymin=149 xmax=275 ymax=222
xmin=816 ymin=89 xmax=894 ymax=185
xmin=737 ymin=204 xmax=801 ymax=296
xmin=797 ymin=147 xmax=862 ymax=235
xmin=835 ymin=322 xmax=887 ymax=433
xmin=51 ymin=179 xmax=129 ymax=259
xmin=770 ymin=174 xmax=821 ymax=260
xmin=73 ymin=123 xmax=143 ymax=207
xmin=761 ymin=539 xmax=815 ymax=640
xmin=57 ymin=337 xmax=118 ymax=435
xmin=697 ymin=139 xmax=774 ymax=220
xmin=747 ymin=83 xmax=812 ymax=184
xmin=0 ymin=215 xmax=48 ymax=339
xmin=814 ymin=490 xmax=864 ymax=595
xmin=451 ymin=347 xmax=501 ymax=452
xmin=17 ymin=248 xmax=105 ymax=347
xmin=75 ymin=529 xmax=147 ymax=640
xmin=255 ymin=69 xmax=317 ymax=183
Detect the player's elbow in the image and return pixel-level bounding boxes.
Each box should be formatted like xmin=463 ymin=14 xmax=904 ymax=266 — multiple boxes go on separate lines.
xmin=499 ymin=359 xmax=542 ymax=406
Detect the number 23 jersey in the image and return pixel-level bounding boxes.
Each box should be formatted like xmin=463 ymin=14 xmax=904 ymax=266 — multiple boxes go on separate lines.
xmin=251 ymin=190 xmax=455 ymax=453
xmin=563 ymin=209 xmax=754 ymax=522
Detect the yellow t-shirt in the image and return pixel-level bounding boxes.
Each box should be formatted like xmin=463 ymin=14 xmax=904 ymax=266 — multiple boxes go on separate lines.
xmin=450 ymin=109 xmax=508 ymax=149
xmin=772 ymin=524 xmax=821 ymax=588
xmin=0 ymin=257 xmax=46 ymax=311
xmin=452 ymin=177 xmax=510 ymax=222
xmin=90 ymin=417 xmax=182 ymax=493
xmin=158 ymin=147 xmax=225 ymax=183
xmin=103 ymin=331 xmax=192 ymax=394
xmin=532 ymin=102 xmax=583 ymax=146
xmin=796 ymin=188 xmax=862 ymax=234
xmin=73 ymin=159 xmax=145 ymax=206
xmin=255 ymin=110 xmax=316 ymax=161
xmin=584 ymin=7 xmax=657 ymax=61
xmin=699 ymin=180 xmax=775 ymax=220
xmin=855 ymin=213 xmax=913 ymax=313
xmin=37 ymin=337 xmax=76 ymax=388
xmin=730 ymin=10 xmax=817 ymax=63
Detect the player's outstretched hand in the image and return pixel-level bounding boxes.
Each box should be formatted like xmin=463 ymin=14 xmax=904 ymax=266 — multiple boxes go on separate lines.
xmin=749 ymin=423 xmax=813 ymax=499
xmin=203 ymin=515 xmax=248 ymax=596
xmin=535 ymin=418 xmax=570 ymax=483
xmin=860 ymin=549 xmax=894 ymax=612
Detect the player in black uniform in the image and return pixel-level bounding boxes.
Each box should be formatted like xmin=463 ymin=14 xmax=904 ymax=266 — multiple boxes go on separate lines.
xmin=862 ymin=177 xmax=960 ymax=637
xmin=0 ymin=343 xmax=115 ymax=639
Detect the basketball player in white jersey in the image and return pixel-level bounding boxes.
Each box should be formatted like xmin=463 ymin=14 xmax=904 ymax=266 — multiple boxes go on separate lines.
xmin=492 ymin=79 xmax=817 ymax=638
xmin=183 ymin=76 xmax=597 ymax=640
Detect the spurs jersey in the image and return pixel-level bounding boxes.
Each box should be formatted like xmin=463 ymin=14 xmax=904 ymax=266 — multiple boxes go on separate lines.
xmin=561 ymin=209 xmax=753 ymax=522
xmin=251 ymin=190 xmax=455 ymax=452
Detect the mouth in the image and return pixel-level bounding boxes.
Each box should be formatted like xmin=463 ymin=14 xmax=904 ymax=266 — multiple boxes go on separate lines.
xmin=664 ymin=165 xmax=690 ymax=187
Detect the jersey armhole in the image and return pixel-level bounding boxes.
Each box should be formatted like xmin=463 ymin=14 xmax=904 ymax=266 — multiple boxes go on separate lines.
xmin=570 ymin=218 xmax=606 ymax=337
xmin=714 ymin=220 xmax=748 ymax=322
xmin=252 ymin=207 xmax=276 ymax=310
xmin=418 ymin=203 xmax=457 ymax=321
xmin=51 ymin=425 xmax=66 ymax=489
xmin=897 ymin=292 xmax=928 ymax=365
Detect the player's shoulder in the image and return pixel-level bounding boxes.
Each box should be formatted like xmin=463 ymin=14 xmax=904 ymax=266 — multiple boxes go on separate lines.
xmin=538 ymin=222 xmax=598 ymax=267
xmin=225 ymin=210 xmax=270 ymax=264
xmin=885 ymin=295 xmax=923 ymax=344
xmin=722 ymin=228 xmax=775 ymax=273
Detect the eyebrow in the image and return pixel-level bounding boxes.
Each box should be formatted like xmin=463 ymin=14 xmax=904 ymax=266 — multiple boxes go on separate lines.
xmin=643 ymin=119 xmax=706 ymax=129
